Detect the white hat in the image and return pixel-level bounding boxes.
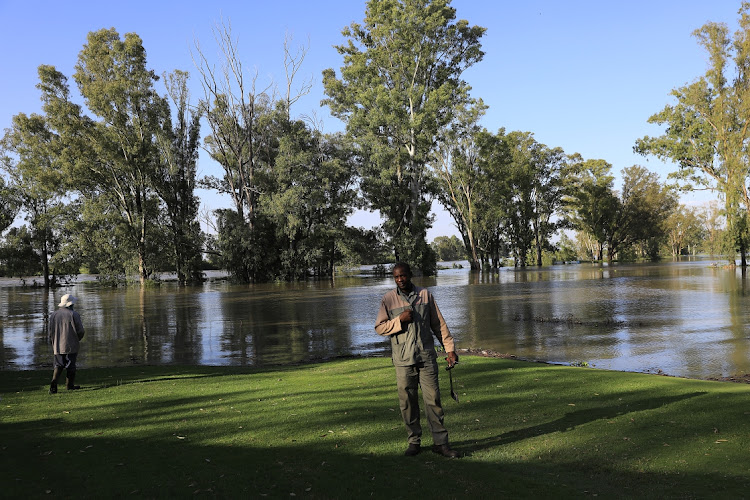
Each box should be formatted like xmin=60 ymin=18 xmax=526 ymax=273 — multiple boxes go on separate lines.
xmin=58 ymin=294 xmax=77 ymax=308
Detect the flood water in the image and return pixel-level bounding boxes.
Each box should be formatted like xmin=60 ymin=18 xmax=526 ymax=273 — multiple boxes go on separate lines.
xmin=3 ymin=259 xmax=750 ymax=380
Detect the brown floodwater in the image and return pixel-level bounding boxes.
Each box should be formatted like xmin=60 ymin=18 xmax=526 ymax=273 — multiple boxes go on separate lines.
xmin=3 ymin=259 xmax=750 ymax=379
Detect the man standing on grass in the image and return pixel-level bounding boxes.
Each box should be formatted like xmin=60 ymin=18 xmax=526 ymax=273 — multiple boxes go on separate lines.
xmin=375 ymin=262 xmax=460 ymax=458
xmin=48 ymin=294 xmax=85 ymax=394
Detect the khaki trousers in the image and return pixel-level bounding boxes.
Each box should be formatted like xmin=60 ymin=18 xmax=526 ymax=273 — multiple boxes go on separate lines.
xmin=395 ymin=358 xmax=448 ymax=446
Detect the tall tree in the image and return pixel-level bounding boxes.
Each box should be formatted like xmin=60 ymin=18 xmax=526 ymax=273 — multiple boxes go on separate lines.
xmin=0 ymin=112 xmax=68 ymax=287
xmin=430 ymin=235 xmax=466 ymax=262
xmin=155 ymin=70 xmax=204 ymax=284
xmin=472 ymin=128 xmax=511 ymax=268
xmin=664 ymin=205 xmax=705 ymax=257
xmin=700 ymin=200 xmax=726 ymax=256
xmin=323 ymin=0 xmax=485 ymax=275
xmin=263 ymin=120 xmax=358 ymax=280
xmin=500 ymin=131 xmax=536 ymax=267
xmin=193 ymin=22 xmax=312 ymax=282
xmin=635 ymin=4 xmax=750 ymax=267
xmin=72 ymin=28 xmax=167 ymax=284
xmin=605 ymin=165 xmax=677 ymax=262
xmin=525 ymin=136 xmax=568 ymax=266
xmin=432 ymin=103 xmax=487 ymax=270
xmin=565 ymin=157 xmax=618 ymax=261
xmin=0 ymin=175 xmax=18 ymax=236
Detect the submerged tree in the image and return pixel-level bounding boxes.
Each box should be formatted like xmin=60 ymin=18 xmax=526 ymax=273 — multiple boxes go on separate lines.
xmin=194 ymin=22 xmax=318 ymax=282
xmin=432 ymin=102 xmax=487 ymax=270
xmin=635 ymin=4 xmax=750 ymax=266
xmin=565 ymin=157 xmax=618 ymax=261
xmin=604 ymin=165 xmax=677 ymax=261
xmin=0 ymin=177 xmax=18 ymax=236
xmin=664 ymin=205 xmax=705 ymax=257
xmin=72 ymin=28 xmax=167 ymax=284
xmin=323 ymin=0 xmax=485 ymax=275
xmin=1 ymin=112 xmax=69 ymax=286
xmin=155 ymin=70 xmax=204 ymax=284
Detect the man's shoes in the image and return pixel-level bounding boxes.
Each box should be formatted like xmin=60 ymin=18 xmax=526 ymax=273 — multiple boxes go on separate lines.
xmin=66 ymin=374 xmax=80 ymax=390
xmin=404 ymin=443 xmax=421 ymax=456
xmin=49 ymin=382 xmax=57 ymax=395
xmin=432 ymin=444 xmax=460 ymax=458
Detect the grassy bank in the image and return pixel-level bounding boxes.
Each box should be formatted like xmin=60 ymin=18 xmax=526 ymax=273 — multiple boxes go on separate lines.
xmin=2 ymin=357 xmax=750 ymax=498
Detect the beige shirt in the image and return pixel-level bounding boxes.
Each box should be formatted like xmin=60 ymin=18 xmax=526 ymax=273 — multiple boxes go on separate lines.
xmin=375 ymin=285 xmax=454 ymax=366
xmin=48 ymin=306 xmax=85 ymax=355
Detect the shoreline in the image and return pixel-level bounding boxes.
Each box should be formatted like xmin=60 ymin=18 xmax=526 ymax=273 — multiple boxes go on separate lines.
xmin=7 ymin=347 xmax=750 ymax=385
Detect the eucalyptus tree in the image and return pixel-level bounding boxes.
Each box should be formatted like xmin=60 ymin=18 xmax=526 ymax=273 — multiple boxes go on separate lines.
xmin=0 ymin=112 xmax=69 ymax=286
xmin=605 ymin=165 xmax=677 ymax=262
xmin=71 ymin=28 xmax=167 ymax=284
xmin=524 ymin=136 xmax=568 ymax=266
xmin=430 ymin=235 xmax=466 ymax=262
xmin=322 ymin=0 xmax=485 ymax=275
xmin=154 ymin=70 xmax=204 ymax=284
xmin=472 ymin=128 xmax=511 ymax=268
xmin=193 ymin=22 xmax=270 ymax=228
xmin=498 ymin=131 xmax=537 ymax=267
xmin=700 ymin=200 xmax=726 ymax=256
xmin=432 ymin=103 xmax=487 ymax=270
xmin=565 ymin=157 xmax=618 ymax=261
xmin=664 ymin=205 xmax=705 ymax=257
xmin=264 ymin=125 xmax=359 ymax=279
xmin=635 ymin=4 xmax=750 ymax=266
xmin=193 ymin=22 xmax=314 ymax=282
xmin=0 ymin=176 xmax=18 ymax=236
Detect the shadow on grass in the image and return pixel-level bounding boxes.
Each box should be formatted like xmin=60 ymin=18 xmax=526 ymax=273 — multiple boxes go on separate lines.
xmin=458 ymin=391 xmax=708 ymax=454
xmin=2 ymin=418 xmax=747 ymax=499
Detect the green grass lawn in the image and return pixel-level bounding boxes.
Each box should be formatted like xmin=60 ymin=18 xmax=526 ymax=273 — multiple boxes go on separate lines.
xmin=2 ymin=357 xmax=750 ymax=498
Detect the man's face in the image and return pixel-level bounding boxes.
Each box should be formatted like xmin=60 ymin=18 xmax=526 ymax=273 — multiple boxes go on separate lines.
xmin=393 ymin=267 xmax=412 ymax=292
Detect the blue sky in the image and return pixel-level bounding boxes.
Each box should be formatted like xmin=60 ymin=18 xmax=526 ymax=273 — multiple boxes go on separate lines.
xmin=0 ymin=0 xmax=743 ymax=238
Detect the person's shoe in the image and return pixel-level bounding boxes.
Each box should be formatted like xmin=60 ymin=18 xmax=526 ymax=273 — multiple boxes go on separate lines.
xmin=49 ymin=382 xmax=57 ymax=395
xmin=404 ymin=443 xmax=421 ymax=456
xmin=66 ymin=374 xmax=81 ymax=390
xmin=432 ymin=444 xmax=460 ymax=458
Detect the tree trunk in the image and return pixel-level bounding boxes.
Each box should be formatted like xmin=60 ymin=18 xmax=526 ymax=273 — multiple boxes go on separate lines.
xmin=42 ymin=234 xmax=50 ymax=288
xmin=535 ymin=241 xmax=543 ymax=266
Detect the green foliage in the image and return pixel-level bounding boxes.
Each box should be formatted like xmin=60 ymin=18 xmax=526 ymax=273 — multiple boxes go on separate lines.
xmin=337 ymin=226 xmax=392 ymax=267
xmin=554 ymin=232 xmax=580 ymax=262
xmin=606 ymin=165 xmax=677 ymax=261
xmin=323 ymin=0 xmax=485 ymax=275
xmin=214 ymin=209 xmax=278 ymax=283
xmin=565 ymin=157 xmax=618 ymax=261
xmin=432 ymin=102 xmax=487 ymax=270
xmin=4 ymin=359 xmax=750 ymax=498
xmin=0 ymin=226 xmax=38 ymax=276
xmin=0 ymin=110 xmax=72 ymax=286
xmin=565 ymin=159 xmax=676 ymax=262
xmin=154 ymin=70 xmax=204 ymax=284
xmin=635 ymin=5 xmax=750 ymax=266
xmin=0 ymin=170 xmax=19 ymax=234
xmin=463 ymin=129 xmax=569 ymax=269
xmin=431 ymin=235 xmax=467 ymax=261
xmin=664 ymin=204 xmax=706 ymax=256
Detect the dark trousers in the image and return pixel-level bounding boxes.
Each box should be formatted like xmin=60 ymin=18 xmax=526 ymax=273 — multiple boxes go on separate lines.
xmin=53 ymin=353 xmax=78 ymax=373
xmin=395 ymin=358 xmax=448 ymax=446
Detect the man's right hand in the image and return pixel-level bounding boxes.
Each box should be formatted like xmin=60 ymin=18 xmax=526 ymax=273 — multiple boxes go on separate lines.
xmin=398 ymin=309 xmax=413 ymax=323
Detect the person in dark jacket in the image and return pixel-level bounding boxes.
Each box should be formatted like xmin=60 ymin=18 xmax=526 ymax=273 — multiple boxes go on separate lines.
xmin=48 ymin=294 xmax=85 ymax=394
xmin=375 ymin=262 xmax=460 ymax=458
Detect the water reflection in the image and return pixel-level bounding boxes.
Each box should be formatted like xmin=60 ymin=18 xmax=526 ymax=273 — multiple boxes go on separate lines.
xmin=3 ymin=259 xmax=750 ymax=380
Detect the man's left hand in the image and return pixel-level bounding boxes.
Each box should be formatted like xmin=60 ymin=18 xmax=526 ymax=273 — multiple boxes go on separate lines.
xmin=445 ymin=351 xmax=459 ymax=369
